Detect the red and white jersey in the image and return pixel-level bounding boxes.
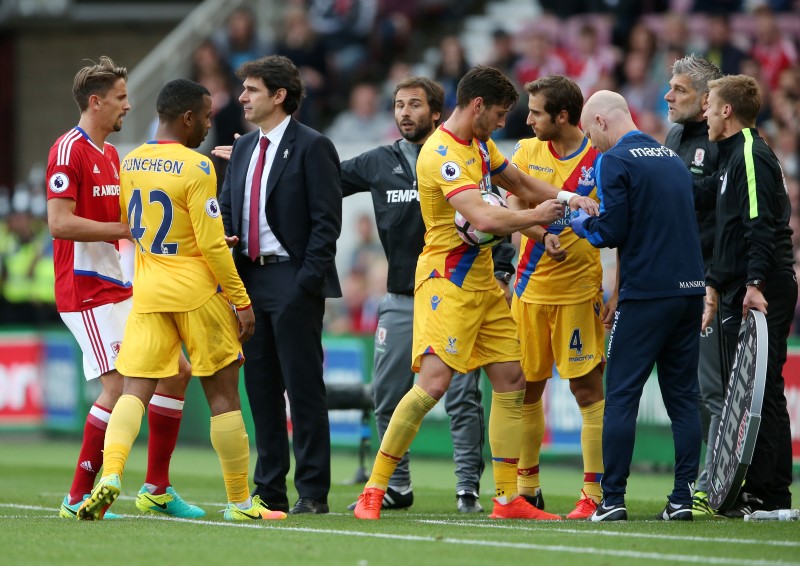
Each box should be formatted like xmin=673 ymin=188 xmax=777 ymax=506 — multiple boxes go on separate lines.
xmin=46 ymin=127 xmax=132 ymax=312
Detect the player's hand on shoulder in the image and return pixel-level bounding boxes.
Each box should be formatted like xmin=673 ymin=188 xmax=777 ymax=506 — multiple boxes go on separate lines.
xmin=532 ymin=199 xmax=563 ymax=225
xmin=237 ymin=305 xmax=255 ymax=342
xmin=569 ymin=195 xmax=599 ymax=216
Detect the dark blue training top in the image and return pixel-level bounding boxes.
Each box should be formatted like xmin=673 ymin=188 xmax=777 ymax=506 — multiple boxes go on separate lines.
xmin=581 ymin=130 xmax=705 ymax=301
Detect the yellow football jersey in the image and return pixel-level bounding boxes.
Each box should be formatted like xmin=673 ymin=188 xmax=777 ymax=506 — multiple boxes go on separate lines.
xmin=512 ymin=137 xmax=602 ymax=304
xmin=120 ymin=141 xmax=249 ymax=313
xmin=415 ymin=125 xmax=509 ymax=292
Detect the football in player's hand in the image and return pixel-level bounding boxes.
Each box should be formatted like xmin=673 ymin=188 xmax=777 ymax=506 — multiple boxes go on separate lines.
xmin=454 ymin=191 xmax=507 ymax=247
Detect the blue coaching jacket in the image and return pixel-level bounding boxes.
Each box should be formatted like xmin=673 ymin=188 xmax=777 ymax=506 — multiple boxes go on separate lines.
xmin=580 ymin=130 xmax=705 ymax=301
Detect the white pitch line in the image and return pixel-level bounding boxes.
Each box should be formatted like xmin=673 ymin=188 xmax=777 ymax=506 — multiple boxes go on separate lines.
xmin=1 ymin=505 xmax=796 ymax=566
xmin=417 ymin=519 xmax=800 ymax=548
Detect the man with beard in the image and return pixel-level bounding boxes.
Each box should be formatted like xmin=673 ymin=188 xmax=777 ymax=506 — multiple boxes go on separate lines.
xmin=353 ymin=66 xmax=598 ymax=521
xmin=507 ymin=75 xmax=605 ymax=520
xmin=341 ymin=77 xmax=517 ymax=513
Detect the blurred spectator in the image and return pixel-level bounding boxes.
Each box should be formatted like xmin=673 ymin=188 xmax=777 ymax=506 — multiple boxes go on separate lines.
xmin=307 ymin=0 xmax=377 ymax=83
xmin=434 ymin=35 xmax=472 ymax=117
xmin=274 ymin=6 xmax=331 ymax=130
xmin=567 ymin=23 xmax=619 ymax=96
xmin=625 ymin=21 xmax=659 ymax=74
xmin=512 ymin=25 xmax=568 ymax=88
xmin=750 ymin=6 xmax=798 ymax=90
xmin=649 ymin=13 xmax=700 ymax=88
xmin=703 ymin=13 xmax=748 ymax=75
xmin=213 ymin=7 xmax=271 ymax=82
xmin=370 ymin=0 xmax=416 ymax=68
xmin=0 ymin=186 xmax=56 ymax=325
xmin=483 ymin=28 xmax=520 ymax=78
xmin=325 ymin=82 xmax=395 ymax=145
xmin=381 ymin=61 xmax=413 ymax=109
xmin=349 ymin=212 xmax=385 ymax=274
xmin=190 ymin=40 xmax=250 ymax=187
xmin=619 ymin=51 xmax=663 ymax=119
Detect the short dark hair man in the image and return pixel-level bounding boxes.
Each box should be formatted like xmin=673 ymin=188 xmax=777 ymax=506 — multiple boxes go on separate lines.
xmin=218 ymin=55 xmax=342 ymax=515
xmin=341 ymin=76 xmax=517 ymax=514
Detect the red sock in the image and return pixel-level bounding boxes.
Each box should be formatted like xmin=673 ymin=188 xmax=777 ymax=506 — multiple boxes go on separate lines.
xmin=145 ymin=394 xmax=184 ymax=494
xmin=68 ymin=404 xmax=110 ymax=504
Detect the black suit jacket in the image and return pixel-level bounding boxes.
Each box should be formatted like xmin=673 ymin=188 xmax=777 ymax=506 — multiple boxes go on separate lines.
xmin=219 ymin=119 xmax=342 ymax=298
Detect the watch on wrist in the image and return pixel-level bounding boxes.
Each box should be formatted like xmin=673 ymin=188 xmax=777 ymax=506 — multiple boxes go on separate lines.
xmin=746 ymin=279 xmax=765 ymax=291
xmin=495 ymin=271 xmax=513 ymax=285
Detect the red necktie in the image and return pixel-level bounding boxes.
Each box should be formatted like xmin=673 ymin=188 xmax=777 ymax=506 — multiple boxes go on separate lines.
xmin=248 ymin=136 xmax=269 ymax=261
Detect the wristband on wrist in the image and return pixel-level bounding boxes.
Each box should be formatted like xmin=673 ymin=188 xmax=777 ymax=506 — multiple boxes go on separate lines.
xmin=557 ymin=190 xmax=575 ymax=205
xmin=542 ymin=230 xmax=551 ymax=245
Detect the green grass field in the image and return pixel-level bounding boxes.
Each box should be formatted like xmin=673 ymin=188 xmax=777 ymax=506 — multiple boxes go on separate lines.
xmin=2 ymin=438 xmax=798 ymax=565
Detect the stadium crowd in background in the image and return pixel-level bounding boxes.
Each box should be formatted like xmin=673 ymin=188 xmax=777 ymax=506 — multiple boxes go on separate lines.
xmin=5 ymin=1 xmax=799 ymax=334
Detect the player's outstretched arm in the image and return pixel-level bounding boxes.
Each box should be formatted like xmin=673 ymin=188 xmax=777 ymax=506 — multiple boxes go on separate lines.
xmin=450 ymin=189 xmax=562 ymax=236
xmin=47 ymin=198 xmax=131 ymax=242
xmin=494 ymin=165 xmax=599 ymax=215
xmin=211 ymin=133 xmax=241 ymax=162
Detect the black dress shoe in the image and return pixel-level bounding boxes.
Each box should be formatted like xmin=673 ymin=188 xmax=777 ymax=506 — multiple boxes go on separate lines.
xmin=290 ymin=497 xmax=329 ymax=514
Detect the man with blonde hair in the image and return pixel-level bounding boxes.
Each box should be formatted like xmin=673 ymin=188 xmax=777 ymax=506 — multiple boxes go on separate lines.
xmin=702 ymin=74 xmax=796 ymax=517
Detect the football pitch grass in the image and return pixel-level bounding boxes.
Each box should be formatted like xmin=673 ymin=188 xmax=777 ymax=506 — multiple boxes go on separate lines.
xmin=2 ymin=439 xmax=798 ymax=565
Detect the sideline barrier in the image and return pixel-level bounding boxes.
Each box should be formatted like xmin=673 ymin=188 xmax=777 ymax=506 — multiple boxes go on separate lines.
xmin=1 ymin=328 xmax=799 ymax=469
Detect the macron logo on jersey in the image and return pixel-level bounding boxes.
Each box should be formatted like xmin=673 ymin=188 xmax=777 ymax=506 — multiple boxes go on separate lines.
xmin=197 ymin=160 xmax=211 ymax=175
xmin=627 ymin=146 xmax=678 ymax=158
xmin=435 ymin=145 xmax=448 ymax=156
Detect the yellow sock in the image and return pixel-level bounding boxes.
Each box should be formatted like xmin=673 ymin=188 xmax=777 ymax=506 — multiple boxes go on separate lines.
xmin=103 ymin=394 xmax=145 ymax=477
xmin=367 ymin=384 xmax=437 ymax=490
xmin=489 ymin=389 xmax=525 ymax=499
xmin=580 ymin=399 xmax=604 ymax=502
xmin=210 ymin=410 xmax=250 ymax=505
xmin=517 ymin=399 xmax=544 ymax=496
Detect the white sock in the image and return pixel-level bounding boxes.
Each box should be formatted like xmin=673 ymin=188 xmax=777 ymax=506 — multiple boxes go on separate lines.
xmin=234 ymin=497 xmax=253 ymax=510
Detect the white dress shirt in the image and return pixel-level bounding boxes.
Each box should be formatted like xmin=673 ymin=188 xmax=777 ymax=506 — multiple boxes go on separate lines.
xmin=242 ymin=115 xmax=291 ymax=258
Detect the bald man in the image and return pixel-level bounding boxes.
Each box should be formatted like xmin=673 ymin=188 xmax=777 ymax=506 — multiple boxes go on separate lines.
xmin=570 ymin=91 xmax=705 ymax=521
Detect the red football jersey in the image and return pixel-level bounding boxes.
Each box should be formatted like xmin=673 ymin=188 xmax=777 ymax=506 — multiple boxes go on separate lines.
xmin=46 ymin=127 xmax=132 ymax=312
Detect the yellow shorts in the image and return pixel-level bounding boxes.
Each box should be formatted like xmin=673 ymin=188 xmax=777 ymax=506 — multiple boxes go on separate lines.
xmin=512 ymin=292 xmax=605 ymax=382
xmin=116 ymin=292 xmax=243 ymax=378
xmin=412 ymin=278 xmax=521 ymax=374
